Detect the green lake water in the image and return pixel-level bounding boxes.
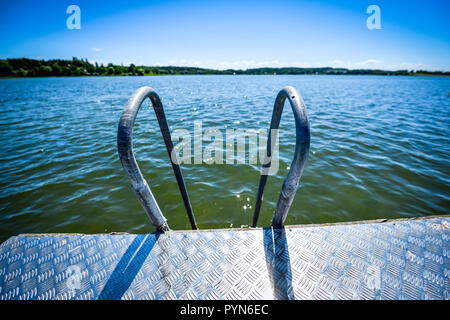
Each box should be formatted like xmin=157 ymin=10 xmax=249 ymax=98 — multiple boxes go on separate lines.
xmin=0 ymin=75 xmax=448 ymax=243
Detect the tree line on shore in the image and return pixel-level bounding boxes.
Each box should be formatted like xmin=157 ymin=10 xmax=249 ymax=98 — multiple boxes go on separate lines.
xmin=1 ymin=57 xmax=448 ymax=77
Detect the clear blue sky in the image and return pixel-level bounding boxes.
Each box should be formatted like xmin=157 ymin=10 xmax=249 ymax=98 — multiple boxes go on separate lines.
xmin=0 ymin=0 xmax=449 ymax=71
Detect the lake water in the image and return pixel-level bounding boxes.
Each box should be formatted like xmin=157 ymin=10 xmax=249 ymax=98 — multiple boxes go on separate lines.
xmin=0 ymin=75 xmax=449 ymax=242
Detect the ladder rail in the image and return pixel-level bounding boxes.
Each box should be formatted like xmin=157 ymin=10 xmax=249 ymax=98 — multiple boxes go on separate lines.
xmin=117 ymin=86 xmax=197 ymax=232
xmin=252 ymin=86 xmax=310 ymax=228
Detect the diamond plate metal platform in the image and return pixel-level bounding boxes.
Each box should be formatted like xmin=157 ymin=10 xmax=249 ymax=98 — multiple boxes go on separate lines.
xmin=0 ymin=216 xmax=448 ymax=300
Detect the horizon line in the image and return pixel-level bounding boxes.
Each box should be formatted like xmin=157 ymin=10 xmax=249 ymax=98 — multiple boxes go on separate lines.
xmin=2 ymin=57 xmax=450 ymax=74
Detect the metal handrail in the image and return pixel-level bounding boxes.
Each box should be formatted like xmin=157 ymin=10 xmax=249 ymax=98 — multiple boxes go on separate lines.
xmin=117 ymin=86 xmax=197 ymax=232
xmin=252 ymin=86 xmax=310 ymax=228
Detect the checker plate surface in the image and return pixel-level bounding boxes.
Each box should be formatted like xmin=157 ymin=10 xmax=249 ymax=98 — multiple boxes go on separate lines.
xmin=0 ymin=216 xmax=448 ymax=300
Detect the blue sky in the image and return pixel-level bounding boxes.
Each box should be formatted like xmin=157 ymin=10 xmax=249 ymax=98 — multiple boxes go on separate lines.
xmin=0 ymin=0 xmax=449 ymax=71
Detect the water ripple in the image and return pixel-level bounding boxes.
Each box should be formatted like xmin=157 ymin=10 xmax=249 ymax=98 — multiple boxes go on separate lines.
xmin=0 ymin=75 xmax=448 ymax=241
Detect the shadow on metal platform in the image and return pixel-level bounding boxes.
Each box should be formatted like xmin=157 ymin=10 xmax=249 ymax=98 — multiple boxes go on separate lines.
xmin=263 ymin=227 xmax=295 ymax=300
xmin=98 ymin=233 xmax=160 ymax=300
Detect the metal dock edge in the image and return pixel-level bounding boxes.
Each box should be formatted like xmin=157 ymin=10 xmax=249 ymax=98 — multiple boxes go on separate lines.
xmin=0 ymin=215 xmax=448 ymax=300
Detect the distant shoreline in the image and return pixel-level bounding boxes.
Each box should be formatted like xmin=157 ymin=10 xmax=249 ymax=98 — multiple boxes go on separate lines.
xmin=2 ymin=73 xmax=450 ymax=80
xmin=1 ymin=58 xmax=449 ymax=78
xmin=1 ymin=73 xmax=449 ymax=79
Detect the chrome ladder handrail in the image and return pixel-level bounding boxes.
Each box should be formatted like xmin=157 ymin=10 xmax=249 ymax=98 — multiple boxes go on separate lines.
xmin=252 ymin=86 xmax=310 ymax=228
xmin=117 ymin=86 xmax=197 ymax=232
xmin=118 ymin=86 xmax=309 ymax=231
